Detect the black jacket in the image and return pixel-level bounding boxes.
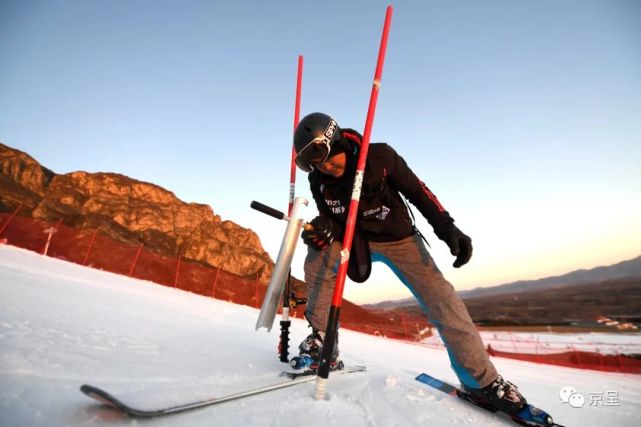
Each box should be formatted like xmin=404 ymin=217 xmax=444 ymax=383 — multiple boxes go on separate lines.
xmin=309 ymin=129 xmax=454 ymax=243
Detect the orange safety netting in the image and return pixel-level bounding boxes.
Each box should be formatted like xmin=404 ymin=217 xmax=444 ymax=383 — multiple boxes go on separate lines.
xmin=1 ymin=211 xmax=639 ymax=374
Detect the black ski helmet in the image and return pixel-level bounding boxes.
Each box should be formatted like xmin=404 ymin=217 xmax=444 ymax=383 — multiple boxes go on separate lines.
xmin=293 ymin=112 xmax=341 ymax=172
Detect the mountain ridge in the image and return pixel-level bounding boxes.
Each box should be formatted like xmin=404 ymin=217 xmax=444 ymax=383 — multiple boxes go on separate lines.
xmin=366 ymin=255 xmax=641 ymax=310
xmin=0 ymin=141 xmax=275 ymax=282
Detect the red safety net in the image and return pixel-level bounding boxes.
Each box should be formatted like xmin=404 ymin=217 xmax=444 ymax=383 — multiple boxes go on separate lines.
xmin=1 ymin=211 xmax=639 ymax=374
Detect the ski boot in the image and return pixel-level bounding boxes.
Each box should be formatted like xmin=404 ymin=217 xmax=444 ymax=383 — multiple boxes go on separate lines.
xmin=461 ymin=375 xmax=527 ymax=415
xmin=289 ymin=330 xmax=342 ymax=371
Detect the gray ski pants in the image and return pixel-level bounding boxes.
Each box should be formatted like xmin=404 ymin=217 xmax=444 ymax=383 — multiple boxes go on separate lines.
xmin=303 ymin=232 xmax=498 ymax=389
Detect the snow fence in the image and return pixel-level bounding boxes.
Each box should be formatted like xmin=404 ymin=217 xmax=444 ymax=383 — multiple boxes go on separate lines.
xmin=1 ymin=210 xmax=639 ymax=374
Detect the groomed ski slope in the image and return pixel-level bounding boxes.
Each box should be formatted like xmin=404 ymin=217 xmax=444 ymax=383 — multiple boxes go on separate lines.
xmin=1 ymin=244 xmax=639 ymax=427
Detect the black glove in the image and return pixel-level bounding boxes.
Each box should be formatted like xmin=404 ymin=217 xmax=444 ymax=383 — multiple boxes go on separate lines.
xmin=434 ymin=221 xmax=473 ymax=268
xmin=302 ymin=216 xmax=341 ymax=251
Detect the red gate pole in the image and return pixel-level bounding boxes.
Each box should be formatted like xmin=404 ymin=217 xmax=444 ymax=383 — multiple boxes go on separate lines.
xmin=279 ymin=54 xmax=304 ymax=363
xmin=314 ymin=5 xmax=393 ymax=400
xmin=289 ymin=55 xmax=303 ymax=216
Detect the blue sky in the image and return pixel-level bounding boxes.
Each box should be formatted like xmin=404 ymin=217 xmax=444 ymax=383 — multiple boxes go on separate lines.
xmin=1 ymin=0 xmax=640 ymax=303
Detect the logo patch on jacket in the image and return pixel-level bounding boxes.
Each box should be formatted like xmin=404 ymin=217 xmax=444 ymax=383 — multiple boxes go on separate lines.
xmin=363 ymin=207 xmax=380 ymax=217
xmin=376 ymin=205 xmax=390 ymax=220
xmin=325 ymin=199 xmax=345 ymax=215
xmin=362 ymin=205 xmax=390 ymax=220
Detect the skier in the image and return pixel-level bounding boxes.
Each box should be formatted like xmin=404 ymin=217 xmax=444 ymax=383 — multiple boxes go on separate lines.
xmin=293 ymin=112 xmax=527 ymax=415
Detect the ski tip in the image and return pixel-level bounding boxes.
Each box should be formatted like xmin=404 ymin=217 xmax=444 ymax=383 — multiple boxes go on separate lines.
xmin=80 ymin=384 xmax=100 ymax=396
xmin=80 ymin=384 xmax=121 ymax=408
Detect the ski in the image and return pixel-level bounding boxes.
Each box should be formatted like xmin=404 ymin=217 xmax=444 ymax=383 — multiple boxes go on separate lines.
xmin=80 ymin=365 xmax=366 ymax=418
xmin=415 ymin=373 xmax=564 ymax=427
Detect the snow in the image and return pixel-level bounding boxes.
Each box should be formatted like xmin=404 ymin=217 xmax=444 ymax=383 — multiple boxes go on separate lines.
xmin=1 ymin=244 xmax=640 ymax=426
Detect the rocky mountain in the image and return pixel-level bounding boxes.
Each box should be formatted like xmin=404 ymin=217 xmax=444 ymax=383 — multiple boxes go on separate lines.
xmin=0 ymin=142 xmax=274 ymax=283
xmin=1 ymin=142 xmax=427 ymax=338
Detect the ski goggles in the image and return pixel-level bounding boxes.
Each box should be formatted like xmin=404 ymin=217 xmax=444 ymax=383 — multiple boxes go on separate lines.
xmin=295 ymin=136 xmax=333 ymax=172
xmin=295 ymin=119 xmax=339 ymax=172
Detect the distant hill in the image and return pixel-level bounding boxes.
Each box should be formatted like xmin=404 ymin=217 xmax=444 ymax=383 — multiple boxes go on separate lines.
xmin=368 ymin=276 xmax=641 ymax=327
xmin=458 ymin=276 xmax=641 ymax=326
xmin=365 ymin=255 xmax=641 ymax=310
xmin=458 ymin=255 xmax=641 ymax=299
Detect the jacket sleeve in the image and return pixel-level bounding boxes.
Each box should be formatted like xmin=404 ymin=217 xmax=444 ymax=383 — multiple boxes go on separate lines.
xmin=382 ymin=144 xmax=455 ymax=231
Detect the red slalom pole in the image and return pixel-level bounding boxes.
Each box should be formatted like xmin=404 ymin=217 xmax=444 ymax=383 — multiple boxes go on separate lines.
xmin=289 ymin=55 xmax=303 ymax=216
xmin=314 ymin=5 xmax=393 ymax=400
xmin=279 ymin=55 xmax=304 ymax=363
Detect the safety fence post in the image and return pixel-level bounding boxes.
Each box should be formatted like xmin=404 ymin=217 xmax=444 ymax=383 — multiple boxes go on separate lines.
xmin=255 ymin=272 xmax=260 ymax=308
xmin=42 ymin=218 xmax=62 ymax=256
xmin=129 ymin=243 xmax=143 ymax=277
xmin=572 ymin=344 xmax=583 ymax=369
xmin=0 ymin=204 xmax=22 ymax=236
xmin=83 ymin=230 xmax=98 ymax=266
xmin=211 ymin=268 xmax=221 ymax=298
xmin=174 ymin=256 xmax=182 ymax=288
